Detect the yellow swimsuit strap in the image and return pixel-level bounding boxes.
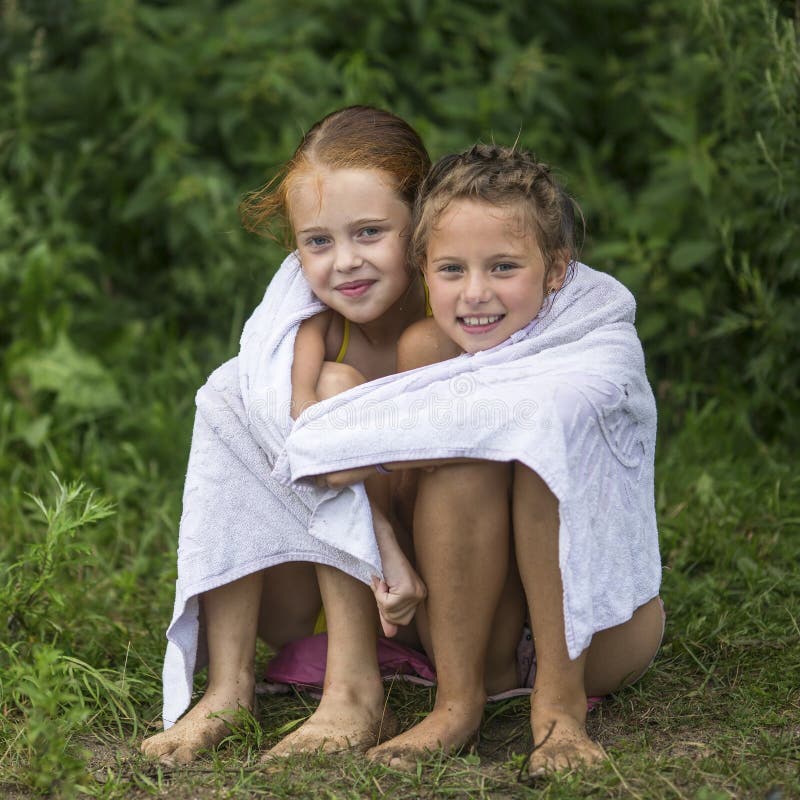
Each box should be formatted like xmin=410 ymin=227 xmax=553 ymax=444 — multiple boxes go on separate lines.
xmin=335 ymin=282 xmax=430 ymax=364
xmin=335 ymin=318 xmax=351 ymax=363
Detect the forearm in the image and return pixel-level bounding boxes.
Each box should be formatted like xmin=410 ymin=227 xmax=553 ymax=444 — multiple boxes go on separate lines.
xmin=290 ymin=386 xmax=320 ymax=419
xmin=370 ymin=502 xmax=406 ymax=566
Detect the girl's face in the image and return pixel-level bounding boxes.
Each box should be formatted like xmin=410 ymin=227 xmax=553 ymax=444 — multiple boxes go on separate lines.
xmin=424 ymin=199 xmax=566 ymax=354
xmin=290 ymin=168 xmax=413 ymax=324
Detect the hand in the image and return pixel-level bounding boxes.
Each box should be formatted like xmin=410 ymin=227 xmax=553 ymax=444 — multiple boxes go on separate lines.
xmin=370 ymin=571 xmax=427 ymax=638
xmin=315 ymin=466 xmax=382 ymax=489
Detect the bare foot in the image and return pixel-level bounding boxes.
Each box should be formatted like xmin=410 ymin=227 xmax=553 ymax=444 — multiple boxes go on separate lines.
xmin=262 ymin=687 xmax=397 ymax=760
xmin=367 ymin=699 xmax=483 ymax=771
xmin=140 ymin=684 xmax=254 ymax=765
xmin=528 ymin=704 xmax=606 ymax=776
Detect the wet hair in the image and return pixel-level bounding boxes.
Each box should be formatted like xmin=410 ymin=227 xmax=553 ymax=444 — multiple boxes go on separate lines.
xmin=241 ymin=106 xmax=431 ymax=246
xmin=411 ymin=143 xmax=583 ymax=281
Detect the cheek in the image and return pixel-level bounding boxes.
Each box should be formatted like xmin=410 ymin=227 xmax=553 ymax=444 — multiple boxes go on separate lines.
xmin=503 ymin=284 xmax=543 ymax=320
xmin=427 ymin=289 xmax=454 ymax=322
xmin=298 ymin=259 xmax=326 ymax=289
xmin=523 ymin=288 xmax=545 ymax=318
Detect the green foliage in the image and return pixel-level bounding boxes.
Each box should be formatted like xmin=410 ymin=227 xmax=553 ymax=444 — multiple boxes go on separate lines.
xmin=0 ymin=476 xmax=146 ymax=795
xmin=2 ymin=474 xmax=114 ymax=643
xmin=1 ymin=0 xmax=799 ymax=795
xmin=580 ymin=0 xmax=800 ymax=434
xmin=1 ymin=0 xmax=798 ymax=439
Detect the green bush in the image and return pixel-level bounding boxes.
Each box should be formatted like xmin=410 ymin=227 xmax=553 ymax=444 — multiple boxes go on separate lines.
xmin=1 ymin=0 xmax=798 ymax=792
xmin=1 ymin=0 xmax=797 ymax=447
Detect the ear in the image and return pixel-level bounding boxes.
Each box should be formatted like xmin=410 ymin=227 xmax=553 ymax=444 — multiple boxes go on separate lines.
xmin=546 ymin=249 xmax=570 ymax=292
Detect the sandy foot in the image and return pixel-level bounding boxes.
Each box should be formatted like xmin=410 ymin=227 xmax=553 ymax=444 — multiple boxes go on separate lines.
xmin=140 ymin=688 xmax=253 ymax=765
xmin=366 ymin=700 xmax=482 ymax=771
xmin=262 ymin=689 xmax=398 ymax=760
xmin=528 ymin=705 xmax=606 ymax=776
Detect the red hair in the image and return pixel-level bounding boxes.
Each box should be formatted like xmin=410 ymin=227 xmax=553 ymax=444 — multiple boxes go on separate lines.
xmin=241 ymin=106 xmax=430 ymax=246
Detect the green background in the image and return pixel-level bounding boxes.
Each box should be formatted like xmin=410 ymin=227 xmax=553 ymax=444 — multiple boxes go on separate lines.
xmin=1 ymin=1 xmax=798 ymax=796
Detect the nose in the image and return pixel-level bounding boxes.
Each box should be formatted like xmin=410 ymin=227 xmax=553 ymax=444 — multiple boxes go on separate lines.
xmin=462 ymin=272 xmax=491 ymax=304
xmin=333 ymin=242 xmax=363 ymax=272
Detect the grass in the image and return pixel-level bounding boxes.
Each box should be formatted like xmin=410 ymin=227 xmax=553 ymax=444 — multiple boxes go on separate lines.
xmin=1 ymin=388 xmax=798 ymax=798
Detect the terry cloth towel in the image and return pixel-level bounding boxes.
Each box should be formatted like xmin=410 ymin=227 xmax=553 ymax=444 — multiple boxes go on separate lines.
xmin=160 ymin=253 xmax=385 ymax=729
xmin=274 ymin=262 xmax=662 ymax=661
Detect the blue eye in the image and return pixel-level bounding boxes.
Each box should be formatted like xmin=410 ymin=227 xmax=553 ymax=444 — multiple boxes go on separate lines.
xmin=440 ymin=264 xmax=463 ymax=274
xmin=306 ymin=236 xmax=329 ymax=247
xmin=494 ymin=262 xmax=517 ymax=273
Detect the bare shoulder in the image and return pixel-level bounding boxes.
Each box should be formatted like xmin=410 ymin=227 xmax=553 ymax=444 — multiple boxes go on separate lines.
xmin=297 ymin=309 xmax=342 ymax=359
xmin=398 ymin=318 xmax=463 ymax=372
xmin=299 ymin=308 xmax=333 ymax=335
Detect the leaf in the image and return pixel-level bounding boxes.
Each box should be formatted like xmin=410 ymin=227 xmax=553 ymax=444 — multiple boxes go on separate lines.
xmin=676 ymin=288 xmax=705 ymax=317
xmin=13 ymin=334 xmax=122 ymax=412
xmin=637 ymin=312 xmax=667 ymax=341
xmin=668 ymin=240 xmax=717 ymax=272
xmin=18 ymin=414 xmax=51 ymax=448
xmin=651 ymin=111 xmax=693 ymax=145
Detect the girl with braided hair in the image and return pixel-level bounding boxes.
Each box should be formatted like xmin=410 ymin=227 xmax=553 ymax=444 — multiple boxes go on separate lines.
xmin=308 ymin=144 xmax=664 ymax=775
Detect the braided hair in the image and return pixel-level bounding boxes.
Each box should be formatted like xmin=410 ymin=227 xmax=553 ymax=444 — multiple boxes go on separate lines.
xmin=411 ymin=144 xmax=582 ymax=282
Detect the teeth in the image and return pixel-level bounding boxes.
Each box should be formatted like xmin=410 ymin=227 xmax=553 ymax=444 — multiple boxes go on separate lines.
xmin=461 ymin=315 xmax=502 ymax=327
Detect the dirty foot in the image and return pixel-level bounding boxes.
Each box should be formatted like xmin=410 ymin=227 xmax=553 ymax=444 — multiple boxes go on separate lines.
xmin=140 ymin=685 xmax=254 ymax=766
xmin=528 ymin=704 xmax=606 ymax=776
xmin=262 ymin=688 xmax=397 ymax=760
xmin=367 ymin=699 xmax=483 ymax=771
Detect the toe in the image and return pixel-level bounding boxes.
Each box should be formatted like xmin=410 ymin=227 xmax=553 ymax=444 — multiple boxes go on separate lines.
xmin=388 ymin=753 xmax=417 ymax=772
xmin=141 ymin=737 xmax=172 ymax=759
xmin=172 ymin=745 xmax=199 ymax=765
xmin=366 ymin=744 xmax=391 ymax=764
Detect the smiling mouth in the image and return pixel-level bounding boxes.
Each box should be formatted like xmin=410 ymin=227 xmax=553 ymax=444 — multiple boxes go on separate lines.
xmin=458 ymin=314 xmax=505 ymax=330
xmin=336 ymin=280 xmax=376 ymax=297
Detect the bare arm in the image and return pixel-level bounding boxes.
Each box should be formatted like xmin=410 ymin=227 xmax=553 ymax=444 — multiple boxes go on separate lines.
xmin=290 ymin=312 xmax=331 ymax=419
xmin=314 ymin=318 xmax=477 ymax=487
xmin=368 ymin=500 xmax=426 ymax=637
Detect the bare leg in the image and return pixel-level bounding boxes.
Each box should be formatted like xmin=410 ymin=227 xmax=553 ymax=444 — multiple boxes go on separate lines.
xmin=368 ymin=461 xmax=521 ymax=768
xmin=143 ymin=362 xmax=383 ymax=764
xmin=263 ymin=563 xmax=397 ymax=757
xmin=512 ymin=463 xmax=663 ymax=775
xmin=141 ymin=561 xmax=322 ymax=765
xmin=141 ymin=572 xmax=264 ymax=764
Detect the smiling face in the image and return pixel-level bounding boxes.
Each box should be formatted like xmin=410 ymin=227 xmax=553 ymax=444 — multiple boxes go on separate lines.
xmin=424 ymin=199 xmax=567 ymax=353
xmin=289 ymin=168 xmax=413 ymax=324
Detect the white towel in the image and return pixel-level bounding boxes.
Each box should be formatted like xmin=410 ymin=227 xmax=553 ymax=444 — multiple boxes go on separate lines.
xmin=160 ymin=253 xmax=384 ymax=728
xmin=274 ymin=262 xmax=662 ymax=661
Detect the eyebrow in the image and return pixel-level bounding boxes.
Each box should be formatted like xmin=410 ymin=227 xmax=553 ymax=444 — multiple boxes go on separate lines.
xmin=297 ymin=217 xmax=389 ymax=235
xmin=350 ymin=217 xmax=389 ymax=226
xmin=430 ymin=252 xmax=526 ymax=264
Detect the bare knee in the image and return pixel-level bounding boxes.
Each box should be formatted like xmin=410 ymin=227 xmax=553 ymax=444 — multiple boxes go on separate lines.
xmin=420 ymin=460 xmax=512 ymax=505
xmin=316 ymin=361 xmax=366 ymax=400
